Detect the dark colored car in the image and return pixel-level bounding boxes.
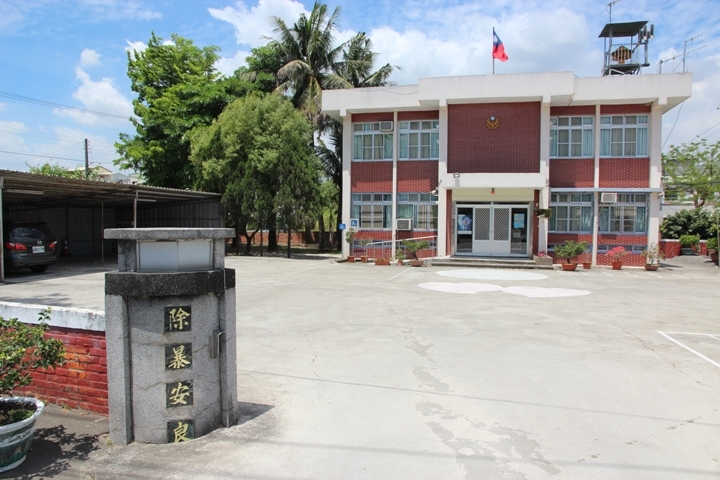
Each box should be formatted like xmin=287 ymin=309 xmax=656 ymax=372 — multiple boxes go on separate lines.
xmin=3 ymin=221 xmax=58 ymax=273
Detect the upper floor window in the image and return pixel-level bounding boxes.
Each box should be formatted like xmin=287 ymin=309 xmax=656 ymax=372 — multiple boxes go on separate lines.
xmin=599 ymin=193 xmax=647 ymax=233
xmin=353 ymin=123 xmax=392 ymax=161
xmin=352 ymin=193 xmax=392 ymax=229
xmin=549 ymin=193 xmax=593 ymax=233
xmin=550 ymin=116 xmax=594 ymax=157
xmin=600 ymin=115 xmax=648 ymax=157
xmin=397 ymin=193 xmax=439 ymax=230
xmin=399 ymin=121 xmax=439 ymax=160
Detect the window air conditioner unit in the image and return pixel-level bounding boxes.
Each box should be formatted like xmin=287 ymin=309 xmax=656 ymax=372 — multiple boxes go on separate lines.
xmin=601 ymin=193 xmax=618 ymax=203
xmin=380 ymin=121 xmax=393 ymax=132
xmin=396 ymin=218 xmax=413 ymax=231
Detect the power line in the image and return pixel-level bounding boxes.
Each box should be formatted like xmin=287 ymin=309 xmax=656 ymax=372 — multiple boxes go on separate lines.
xmin=0 ymin=149 xmax=84 ymax=163
xmin=0 ymin=91 xmax=131 ymax=120
xmin=662 ymin=101 xmax=684 ymax=149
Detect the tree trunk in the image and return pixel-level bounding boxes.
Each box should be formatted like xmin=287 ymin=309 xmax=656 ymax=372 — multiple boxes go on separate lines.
xmin=268 ymin=212 xmax=278 ymax=251
xmin=287 ymin=227 xmax=292 ymax=258
xmin=318 ymin=216 xmax=328 ymax=252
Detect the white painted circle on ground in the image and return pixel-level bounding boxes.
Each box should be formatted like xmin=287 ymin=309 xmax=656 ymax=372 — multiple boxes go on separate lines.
xmin=418 ymin=282 xmax=504 ymax=294
xmin=436 ymin=270 xmax=548 ymax=281
xmin=502 ymin=286 xmax=591 ymax=298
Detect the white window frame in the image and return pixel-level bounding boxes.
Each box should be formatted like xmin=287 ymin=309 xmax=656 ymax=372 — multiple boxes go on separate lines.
xmin=352 ymin=123 xmax=393 ymax=161
xmin=351 ymin=193 xmax=392 ymax=229
xmin=599 ymin=193 xmax=648 ymax=234
xmin=399 ymin=121 xmax=439 ymax=160
xmin=397 ymin=193 xmax=439 ymax=230
xmin=600 ymin=115 xmax=649 ymax=157
xmin=550 ymin=116 xmax=594 ymax=158
xmin=549 ymin=193 xmax=594 ymax=233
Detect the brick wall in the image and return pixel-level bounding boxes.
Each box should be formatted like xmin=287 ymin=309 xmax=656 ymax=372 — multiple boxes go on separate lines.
xmin=548 ymin=233 xmax=648 ymax=266
xmin=17 ymin=326 xmax=108 ymax=414
xmin=352 ymin=113 xmax=393 ymax=122
xmin=448 ymin=102 xmax=540 ymax=173
xmin=599 ymin=158 xmax=649 ymax=188
xmin=351 ymin=162 xmax=393 ymax=192
xmin=601 ymin=104 xmax=651 ymax=114
xmin=550 ymin=106 xmax=595 ymax=116
xmin=549 ymin=159 xmax=594 ymax=188
xmin=398 ymin=111 xmax=439 ymax=121
xmin=398 ymin=161 xmax=438 ymax=193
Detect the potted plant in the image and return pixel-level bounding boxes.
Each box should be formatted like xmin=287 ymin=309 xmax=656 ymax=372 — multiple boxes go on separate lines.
xmin=358 ymin=238 xmax=372 ymax=263
xmin=395 ymin=250 xmax=406 ymax=266
xmin=707 ymin=237 xmax=718 ymax=264
xmin=606 ymin=246 xmax=627 ymax=270
xmin=345 ymin=228 xmax=356 ymax=263
xmin=0 ymin=310 xmax=65 ymax=473
xmin=374 ymin=254 xmax=391 ymax=266
xmin=554 ymin=240 xmax=588 ymax=271
xmin=402 ymin=239 xmax=429 ymax=267
xmin=679 ymin=234 xmax=699 ymax=255
xmin=533 ymin=251 xmax=553 ymax=266
xmin=641 ymin=242 xmax=665 ymax=271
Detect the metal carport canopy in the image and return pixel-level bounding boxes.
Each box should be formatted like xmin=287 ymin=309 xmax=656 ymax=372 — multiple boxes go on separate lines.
xmin=0 ymin=169 xmax=221 ymax=209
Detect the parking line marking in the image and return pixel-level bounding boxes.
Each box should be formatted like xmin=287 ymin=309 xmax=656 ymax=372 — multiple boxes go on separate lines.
xmin=624 ymin=272 xmax=639 ymax=278
xmin=657 ymin=331 xmax=720 ymax=369
xmin=389 ymin=268 xmax=413 ymax=280
xmin=669 ymin=273 xmax=690 ymax=280
xmin=602 ymin=271 xmax=613 ymax=277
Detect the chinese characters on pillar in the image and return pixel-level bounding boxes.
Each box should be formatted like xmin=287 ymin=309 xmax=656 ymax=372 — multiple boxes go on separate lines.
xmin=166 ymin=380 xmax=193 ymax=407
xmin=164 ymin=305 xmax=195 ymax=441
xmin=167 ymin=419 xmax=194 ymax=443
xmin=165 ymin=306 xmax=191 ymax=332
xmin=165 ymin=343 xmax=192 ymax=370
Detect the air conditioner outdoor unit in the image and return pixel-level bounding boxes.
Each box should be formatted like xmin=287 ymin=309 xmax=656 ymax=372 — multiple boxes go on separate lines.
xmin=396 ymin=218 xmax=412 ymax=231
xmin=380 ymin=121 xmax=393 ymax=132
xmin=601 ymin=193 xmax=618 ymax=203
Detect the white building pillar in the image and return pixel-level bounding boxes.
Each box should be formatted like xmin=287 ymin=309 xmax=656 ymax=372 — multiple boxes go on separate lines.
xmin=538 ymin=97 xmax=551 ymax=253
xmin=342 ymin=112 xmax=352 ymax=258
xmin=437 ymin=101 xmax=449 ymax=257
xmin=648 ymin=98 xmax=666 ymax=246
xmin=391 ymin=111 xmax=398 ymax=257
xmin=592 ymin=104 xmax=601 ymax=265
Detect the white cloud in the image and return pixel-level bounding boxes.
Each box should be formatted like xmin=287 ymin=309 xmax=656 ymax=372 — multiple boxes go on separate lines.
xmin=53 ymin=67 xmax=133 ymax=127
xmin=78 ymin=0 xmax=161 ymax=21
xmin=208 ymin=0 xmax=308 ymax=47
xmin=215 ymin=49 xmax=251 ymax=77
xmin=80 ymin=48 xmax=101 ymax=67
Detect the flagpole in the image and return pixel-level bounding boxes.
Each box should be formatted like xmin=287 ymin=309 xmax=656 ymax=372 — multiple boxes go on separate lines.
xmin=492 ymin=28 xmax=495 ymax=74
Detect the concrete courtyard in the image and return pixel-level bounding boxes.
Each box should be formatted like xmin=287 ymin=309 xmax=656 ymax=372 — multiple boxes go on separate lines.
xmin=1 ymin=255 xmax=719 ymax=479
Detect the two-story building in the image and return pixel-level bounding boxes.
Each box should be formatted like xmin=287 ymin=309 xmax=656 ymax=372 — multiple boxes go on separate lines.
xmin=322 ymin=71 xmax=692 ymax=265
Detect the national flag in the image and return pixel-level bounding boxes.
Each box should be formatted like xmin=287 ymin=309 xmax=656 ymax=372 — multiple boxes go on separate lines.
xmin=492 ymin=29 xmax=508 ymax=62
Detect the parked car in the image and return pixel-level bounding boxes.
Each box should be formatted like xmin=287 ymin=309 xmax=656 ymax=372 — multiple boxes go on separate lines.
xmin=3 ymin=221 xmax=58 ymax=273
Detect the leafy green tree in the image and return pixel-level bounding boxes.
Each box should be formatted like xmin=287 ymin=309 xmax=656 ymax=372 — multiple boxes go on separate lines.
xmin=191 ymin=94 xmax=320 ymax=256
xmin=115 ymin=33 xmax=234 ymax=189
xmin=663 ymin=139 xmax=720 ymax=208
xmin=28 ymin=162 xmax=90 ymax=179
xmin=660 ymin=207 xmax=718 ymax=239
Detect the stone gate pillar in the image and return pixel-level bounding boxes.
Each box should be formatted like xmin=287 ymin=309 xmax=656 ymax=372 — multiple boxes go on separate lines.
xmin=104 ymin=228 xmax=237 ymax=445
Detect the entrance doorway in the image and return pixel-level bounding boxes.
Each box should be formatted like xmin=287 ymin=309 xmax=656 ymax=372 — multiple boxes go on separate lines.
xmin=455 ymin=204 xmax=529 ymax=257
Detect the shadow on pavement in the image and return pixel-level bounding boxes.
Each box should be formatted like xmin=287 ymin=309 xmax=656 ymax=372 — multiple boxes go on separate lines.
xmin=237 ymin=401 xmax=274 ymax=426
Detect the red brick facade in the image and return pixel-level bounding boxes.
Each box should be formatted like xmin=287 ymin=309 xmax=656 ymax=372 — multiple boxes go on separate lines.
xmin=351 ymin=161 xmax=393 ymax=192
xmin=18 ymin=326 xmax=108 ymax=415
xmin=549 ymin=159 xmax=595 ymax=188
xmin=550 ymin=106 xmax=595 ymax=116
xmin=398 ymin=111 xmax=439 ymax=121
xmin=398 ymin=161 xmax=438 ymax=193
xmin=447 ymin=102 xmax=540 ymax=174
xmin=599 ymin=158 xmax=649 ymax=188
xmin=600 ymin=104 xmax=651 ymax=114
xmin=352 ymin=113 xmax=393 ymax=122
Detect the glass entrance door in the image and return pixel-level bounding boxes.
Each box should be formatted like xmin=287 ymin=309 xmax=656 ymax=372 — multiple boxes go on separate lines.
xmin=456 ymin=207 xmax=473 ymax=254
xmin=455 ymin=204 xmax=529 ymax=257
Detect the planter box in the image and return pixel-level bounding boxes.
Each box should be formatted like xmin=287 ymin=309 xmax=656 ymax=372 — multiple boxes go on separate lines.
xmin=533 ymin=256 xmax=553 ymax=266
xmin=680 ymin=248 xmax=695 ymax=256
xmin=0 ymin=397 xmax=44 ymax=473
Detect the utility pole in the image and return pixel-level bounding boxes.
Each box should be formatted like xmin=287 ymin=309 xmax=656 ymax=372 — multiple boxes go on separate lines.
xmin=84 ymin=138 xmax=89 ymax=179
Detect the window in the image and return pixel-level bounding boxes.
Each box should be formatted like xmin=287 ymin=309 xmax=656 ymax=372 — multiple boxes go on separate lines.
xmin=352 ymin=193 xmax=392 ymax=229
xmin=397 ymin=193 xmax=439 ymax=230
xmin=399 ymin=121 xmax=439 ymax=160
xmin=600 ymin=115 xmax=648 ymax=157
xmin=549 ymin=193 xmax=593 ymax=232
xmin=353 ymin=123 xmax=393 ymax=160
xmin=599 ymin=193 xmax=647 ymax=233
xmin=550 ymin=116 xmax=593 ymax=157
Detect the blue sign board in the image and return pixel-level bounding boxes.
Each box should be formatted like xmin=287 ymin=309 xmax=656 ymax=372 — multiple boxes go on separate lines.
xmin=350 ymin=219 xmax=359 ymax=228
xmin=339 ymin=223 xmax=346 ymax=230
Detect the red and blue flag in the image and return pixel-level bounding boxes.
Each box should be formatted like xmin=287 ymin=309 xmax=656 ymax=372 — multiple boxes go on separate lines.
xmin=492 ymin=29 xmax=508 ymax=62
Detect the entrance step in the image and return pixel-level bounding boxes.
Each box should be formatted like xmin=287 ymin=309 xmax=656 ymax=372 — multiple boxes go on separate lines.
xmin=430 ymin=256 xmax=555 ymax=270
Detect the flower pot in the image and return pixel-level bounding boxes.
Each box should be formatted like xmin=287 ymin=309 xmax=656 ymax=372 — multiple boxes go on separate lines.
xmin=582 ymin=262 xmax=592 ymax=269
xmin=533 ymin=255 xmax=553 ymax=266
xmin=360 ymin=256 xmax=368 ymax=263
xmin=611 ymin=261 xmax=622 ymax=270
xmin=375 ymin=259 xmax=390 ymax=266
xmin=644 ymin=264 xmax=659 ymax=271
xmin=410 ymin=259 xmax=424 ymax=267
xmin=0 ymin=397 xmax=44 ymax=473
xmin=347 ymin=256 xmax=355 ymax=263
xmin=711 ymin=252 xmax=718 ymax=264
xmin=680 ymin=248 xmax=695 ymax=256
xmin=397 ymin=260 xmax=404 ymax=266
xmin=561 ymin=263 xmax=578 ymax=271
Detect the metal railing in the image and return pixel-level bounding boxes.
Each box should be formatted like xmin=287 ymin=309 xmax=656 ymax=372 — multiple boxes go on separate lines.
xmin=351 ymin=234 xmax=438 ymax=260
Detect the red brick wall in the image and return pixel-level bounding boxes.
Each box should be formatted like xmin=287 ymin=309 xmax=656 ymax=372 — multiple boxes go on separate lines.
xmin=398 ymin=161 xmax=438 ymax=193
xmin=398 ymin=111 xmax=439 ymax=121
xmin=548 ymin=233 xmax=648 ymax=266
xmin=599 ymin=158 xmax=649 ymax=188
xmin=351 ymin=162 xmax=393 ymax=192
xmin=17 ymin=326 xmax=108 ymax=415
xmin=550 ymin=106 xmax=595 ymax=116
xmin=448 ymin=102 xmax=540 ymax=173
xmin=601 ymin=104 xmax=651 ymax=114
xmin=352 ymin=113 xmax=393 ymax=122
xmin=549 ymin=159 xmax=595 ymax=188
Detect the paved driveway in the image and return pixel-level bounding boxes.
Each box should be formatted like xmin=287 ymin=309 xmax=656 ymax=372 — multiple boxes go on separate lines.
xmin=1 ymin=255 xmax=719 ymax=479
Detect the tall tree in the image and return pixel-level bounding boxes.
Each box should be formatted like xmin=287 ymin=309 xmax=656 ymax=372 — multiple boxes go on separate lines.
xmin=191 ymin=94 xmax=320 ymax=255
xmin=663 ymin=139 xmax=720 ymax=208
xmin=115 ymin=33 xmax=232 ymax=189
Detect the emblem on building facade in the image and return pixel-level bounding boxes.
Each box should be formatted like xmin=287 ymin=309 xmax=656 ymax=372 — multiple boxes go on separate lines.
xmin=486 ymin=116 xmax=500 ymax=129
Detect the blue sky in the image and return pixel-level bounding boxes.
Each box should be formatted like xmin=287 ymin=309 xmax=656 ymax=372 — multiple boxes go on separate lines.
xmin=1 ymin=0 xmax=719 ymax=174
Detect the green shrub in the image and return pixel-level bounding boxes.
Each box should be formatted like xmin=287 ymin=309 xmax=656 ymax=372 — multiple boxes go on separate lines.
xmin=679 ymin=234 xmax=700 ymax=249
xmin=707 ymin=237 xmax=718 ymax=251
xmin=660 ymin=208 xmax=717 ymax=239
xmin=554 ymin=240 xmax=588 ymax=263
xmin=401 ymin=239 xmax=430 ymax=259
